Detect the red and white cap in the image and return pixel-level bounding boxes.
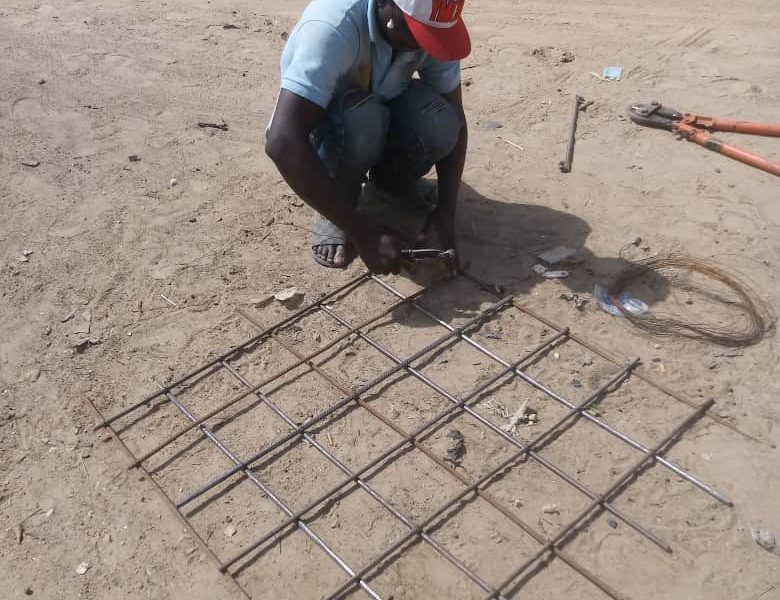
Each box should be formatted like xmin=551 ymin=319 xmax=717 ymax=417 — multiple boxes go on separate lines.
xmin=394 ymin=0 xmax=471 ymax=61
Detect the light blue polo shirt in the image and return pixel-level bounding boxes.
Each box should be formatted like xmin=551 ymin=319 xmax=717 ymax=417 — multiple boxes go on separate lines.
xmin=279 ymin=0 xmax=461 ymax=109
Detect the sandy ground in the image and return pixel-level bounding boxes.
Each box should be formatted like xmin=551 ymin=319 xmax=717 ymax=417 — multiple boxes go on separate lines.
xmin=1 ymin=0 xmax=779 ymax=599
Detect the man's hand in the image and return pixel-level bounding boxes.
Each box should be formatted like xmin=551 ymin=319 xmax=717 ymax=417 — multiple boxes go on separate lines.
xmin=419 ymin=210 xmax=460 ymax=277
xmin=355 ymin=228 xmax=404 ymax=275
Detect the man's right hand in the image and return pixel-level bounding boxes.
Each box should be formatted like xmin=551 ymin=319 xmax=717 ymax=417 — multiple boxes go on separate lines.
xmin=355 ymin=228 xmax=404 ymax=275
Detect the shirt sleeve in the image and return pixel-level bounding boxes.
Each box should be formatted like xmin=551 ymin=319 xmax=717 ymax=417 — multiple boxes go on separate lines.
xmin=280 ymin=20 xmax=358 ymax=109
xmin=418 ymin=58 xmax=461 ymax=95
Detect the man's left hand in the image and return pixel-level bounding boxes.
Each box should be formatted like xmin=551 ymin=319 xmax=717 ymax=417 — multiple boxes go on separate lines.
xmin=419 ymin=210 xmax=460 ymax=277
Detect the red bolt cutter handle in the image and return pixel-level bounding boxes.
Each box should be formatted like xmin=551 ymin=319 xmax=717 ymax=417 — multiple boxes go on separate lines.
xmin=681 ymin=114 xmax=780 ymax=137
xmin=674 ymin=122 xmax=780 ymax=177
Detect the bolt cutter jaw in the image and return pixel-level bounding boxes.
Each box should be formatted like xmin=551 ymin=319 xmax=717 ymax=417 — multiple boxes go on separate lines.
xmin=627 ymin=101 xmax=684 ymax=131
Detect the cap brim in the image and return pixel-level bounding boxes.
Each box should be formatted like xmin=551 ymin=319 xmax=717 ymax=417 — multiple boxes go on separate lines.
xmin=402 ymin=13 xmax=471 ymax=62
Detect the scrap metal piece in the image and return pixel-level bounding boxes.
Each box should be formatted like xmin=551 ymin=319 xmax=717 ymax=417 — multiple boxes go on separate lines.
xmin=559 ymin=95 xmax=585 ymax=173
xmin=445 ymin=429 xmax=466 ymax=464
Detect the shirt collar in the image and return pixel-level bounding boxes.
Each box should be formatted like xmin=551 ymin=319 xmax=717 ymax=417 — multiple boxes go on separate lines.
xmin=367 ymin=0 xmax=425 ymax=62
xmin=367 ymin=0 xmax=385 ymax=46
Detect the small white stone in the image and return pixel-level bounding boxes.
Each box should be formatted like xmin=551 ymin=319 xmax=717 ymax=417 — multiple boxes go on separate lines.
xmin=541 ymin=503 xmax=560 ymax=515
xmin=224 ymin=525 xmax=237 ymax=538
xmin=274 ymin=287 xmax=303 ymax=303
xmin=169 ymin=178 xmax=178 ymax=187
xmin=75 ymin=562 xmax=90 ymax=575
xmin=752 ymin=526 xmax=779 ymax=555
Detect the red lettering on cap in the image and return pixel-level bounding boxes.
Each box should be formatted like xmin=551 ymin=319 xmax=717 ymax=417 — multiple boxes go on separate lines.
xmin=430 ymin=0 xmax=462 ymax=23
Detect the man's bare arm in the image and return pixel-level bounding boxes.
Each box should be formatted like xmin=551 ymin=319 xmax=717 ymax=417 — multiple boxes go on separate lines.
xmin=429 ymin=84 xmax=468 ymax=268
xmin=265 ymin=90 xmax=401 ymax=273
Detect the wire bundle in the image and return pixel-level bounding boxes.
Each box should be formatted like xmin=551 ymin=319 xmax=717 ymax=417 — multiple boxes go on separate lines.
xmin=608 ymin=254 xmax=775 ymax=347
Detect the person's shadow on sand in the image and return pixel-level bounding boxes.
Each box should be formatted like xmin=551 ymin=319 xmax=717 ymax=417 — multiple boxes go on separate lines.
xmin=391 ymin=181 xmax=670 ymax=324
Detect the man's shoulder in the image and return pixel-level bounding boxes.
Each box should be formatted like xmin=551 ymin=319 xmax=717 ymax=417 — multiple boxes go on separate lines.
xmin=279 ymin=0 xmax=369 ymax=108
xmin=297 ymin=0 xmax=367 ymax=36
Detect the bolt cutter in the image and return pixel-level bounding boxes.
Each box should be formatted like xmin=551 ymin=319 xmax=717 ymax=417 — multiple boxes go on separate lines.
xmin=628 ymin=100 xmax=780 ymax=177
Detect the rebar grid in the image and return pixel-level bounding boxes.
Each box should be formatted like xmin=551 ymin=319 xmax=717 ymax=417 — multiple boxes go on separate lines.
xmin=460 ymin=274 xmax=761 ymax=446
xmin=323 ymin=388 xmax=710 ymax=600
xmin=128 ymin=282 xmax=429 ymax=468
xmin=483 ymin=399 xmax=714 ymax=600
xmin=157 ymin=385 xmax=385 ymax=600
xmin=232 ymin=314 xmax=627 ymax=600
xmin=311 ymin=303 xmax=670 ymax=552
xmin=85 ymin=397 xmax=252 ymax=600
xmin=94 ymin=272 xmax=729 ymax=600
xmin=219 ymin=357 xmax=507 ymax=599
xmin=203 ymin=330 xmax=562 ymax=566
xmin=167 ymin=296 xmax=511 ymax=511
xmin=372 ymin=275 xmax=732 ymax=507
xmin=96 ymin=272 xmax=372 ymax=430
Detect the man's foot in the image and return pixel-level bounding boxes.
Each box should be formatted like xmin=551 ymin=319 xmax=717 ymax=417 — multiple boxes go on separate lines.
xmin=311 ymin=214 xmax=355 ymax=269
xmin=312 ymin=243 xmax=352 ymax=268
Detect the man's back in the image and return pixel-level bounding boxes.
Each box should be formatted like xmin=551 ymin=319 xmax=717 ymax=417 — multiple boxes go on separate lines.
xmin=280 ymin=0 xmax=460 ymax=110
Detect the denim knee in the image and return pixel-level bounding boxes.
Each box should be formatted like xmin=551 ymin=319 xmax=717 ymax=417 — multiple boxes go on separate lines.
xmin=341 ymin=93 xmax=390 ymax=172
xmin=388 ymin=81 xmax=462 ymax=163
xmin=315 ymin=91 xmax=390 ymax=180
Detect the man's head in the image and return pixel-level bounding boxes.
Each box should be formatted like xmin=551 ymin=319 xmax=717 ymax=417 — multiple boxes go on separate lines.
xmin=376 ymin=0 xmax=471 ymax=61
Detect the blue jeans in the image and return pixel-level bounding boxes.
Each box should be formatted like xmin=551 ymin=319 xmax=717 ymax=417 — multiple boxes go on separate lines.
xmin=313 ymin=81 xmax=462 ymax=217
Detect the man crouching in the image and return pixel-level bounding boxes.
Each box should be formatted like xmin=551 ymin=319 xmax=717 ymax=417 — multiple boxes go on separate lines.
xmin=266 ymin=0 xmax=470 ymax=274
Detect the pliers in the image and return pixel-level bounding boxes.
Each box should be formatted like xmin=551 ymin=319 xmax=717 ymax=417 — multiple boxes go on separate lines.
xmin=400 ymin=248 xmax=457 ymax=277
xmin=627 ymin=101 xmax=780 ymax=177
xmin=400 ymin=248 xmax=456 ymax=260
